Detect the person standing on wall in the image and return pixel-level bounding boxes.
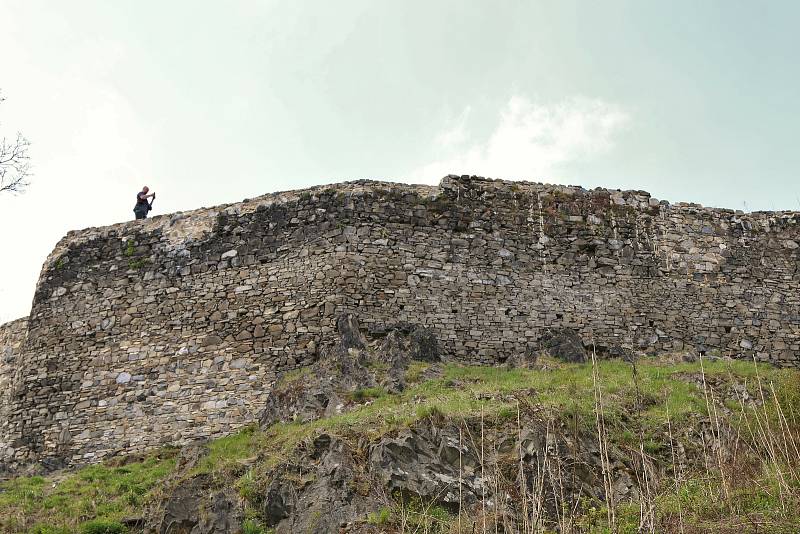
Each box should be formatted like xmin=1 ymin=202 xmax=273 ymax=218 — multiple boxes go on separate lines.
xmin=134 ymin=186 xmax=156 ymax=220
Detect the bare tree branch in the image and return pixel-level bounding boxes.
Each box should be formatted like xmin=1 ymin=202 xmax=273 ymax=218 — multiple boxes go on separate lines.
xmin=0 ymin=92 xmax=31 ymax=194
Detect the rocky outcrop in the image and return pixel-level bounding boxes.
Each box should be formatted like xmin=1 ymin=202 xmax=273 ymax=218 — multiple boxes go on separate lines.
xmin=143 ymin=444 xmax=246 ymax=534
xmin=145 ymin=413 xmax=650 ymax=533
xmin=147 ymin=473 xmax=243 ymax=534
xmin=262 ymin=434 xmax=375 ymax=534
xmin=539 ymin=328 xmax=588 ymax=363
xmin=237 ymin=317 xmax=647 ymax=532
xmin=368 ymin=419 xmax=483 ymax=509
xmin=260 ymin=314 xmax=440 ymax=428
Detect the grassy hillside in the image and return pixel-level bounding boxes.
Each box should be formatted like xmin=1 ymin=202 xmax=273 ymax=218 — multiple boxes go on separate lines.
xmin=2 ymin=355 xmax=798 ymax=533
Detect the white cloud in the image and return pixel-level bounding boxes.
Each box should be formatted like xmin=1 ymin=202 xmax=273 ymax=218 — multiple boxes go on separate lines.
xmin=409 ymin=95 xmax=629 ymax=183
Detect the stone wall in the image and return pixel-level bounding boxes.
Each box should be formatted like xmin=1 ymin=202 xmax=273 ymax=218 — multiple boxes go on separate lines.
xmin=1 ymin=175 xmax=799 ymax=468
xmin=0 ymin=318 xmax=27 ymax=463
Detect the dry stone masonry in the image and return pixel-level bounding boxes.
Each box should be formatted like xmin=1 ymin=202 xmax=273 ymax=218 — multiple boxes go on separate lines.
xmin=1 ymin=175 xmax=798 ymax=469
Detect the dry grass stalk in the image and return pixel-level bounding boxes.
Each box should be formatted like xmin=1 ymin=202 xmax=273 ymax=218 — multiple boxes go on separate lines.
xmin=769 ymin=381 xmax=800 ymax=478
xmin=458 ymin=423 xmax=463 ymax=534
xmin=751 ymin=356 xmax=791 ymax=510
xmin=491 ymin=419 xmax=500 ymax=534
xmin=516 ymin=402 xmax=528 ymax=533
xmin=698 ymin=354 xmax=730 ymax=503
xmin=480 ymin=403 xmax=487 ymax=533
xmin=665 ymin=392 xmax=685 ymax=534
xmin=708 ymin=384 xmax=730 ymax=502
xmin=629 ymin=358 xmax=656 ymax=533
xmin=590 ymin=345 xmax=616 ymax=531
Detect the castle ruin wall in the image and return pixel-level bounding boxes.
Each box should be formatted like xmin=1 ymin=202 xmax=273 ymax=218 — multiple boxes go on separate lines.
xmin=1 ymin=175 xmax=798 ymax=468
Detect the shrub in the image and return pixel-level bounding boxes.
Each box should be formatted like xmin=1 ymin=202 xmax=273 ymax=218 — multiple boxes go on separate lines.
xmin=241 ymin=519 xmax=269 ymax=534
xmin=350 ymin=387 xmax=385 ymax=402
xmin=366 ymin=507 xmax=392 ymax=525
xmin=415 ymin=404 xmax=443 ymax=421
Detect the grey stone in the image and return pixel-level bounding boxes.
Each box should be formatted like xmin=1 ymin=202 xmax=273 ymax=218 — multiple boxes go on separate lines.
xmin=116 ymin=372 xmax=132 ymax=384
xmin=202 ymin=335 xmax=223 ymax=347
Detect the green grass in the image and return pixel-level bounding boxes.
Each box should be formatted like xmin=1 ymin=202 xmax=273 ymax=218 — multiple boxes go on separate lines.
xmin=0 ymin=453 xmax=175 ymax=533
xmin=77 ymin=519 xmax=126 ymax=534
xmin=364 ymin=494 xmax=454 ymax=533
xmin=596 ymin=468 xmax=800 ymax=534
xmin=230 ymin=356 xmax=796 ymax=474
xmin=27 ymin=525 xmax=72 ymax=534
xmin=123 ymin=239 xmax=150 ymax=269
xmin=2 ymin=356 xmax=796 ymax=533
xmin=404 ymin=361 xmax=431 ymax=384
xmin=127 ymin=257 xmax=150 ymax=270
xmin=195 ymin=424 xmax=262 ymax=474
xmin=349 ymin=386 xmax=386 ymax=402
xmin=366 ymin=506 xmax=392 ymax=526
xmin=274 ymin=366 xmax=313 ymax=388
xmin=241 ymin=518 xmax=271 ymax=534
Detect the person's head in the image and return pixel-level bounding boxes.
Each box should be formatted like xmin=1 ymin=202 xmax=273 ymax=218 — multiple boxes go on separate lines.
xmin=142 ymin=186 xmax=149 ymax=193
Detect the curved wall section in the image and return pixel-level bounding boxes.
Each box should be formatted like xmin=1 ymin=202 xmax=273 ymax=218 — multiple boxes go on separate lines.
xmin=1 ymin=175 xmax=799 ymax=467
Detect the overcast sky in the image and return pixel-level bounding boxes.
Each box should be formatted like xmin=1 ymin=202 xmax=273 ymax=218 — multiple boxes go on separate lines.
xmin=1 ymin=0 xmax=799 ymax=321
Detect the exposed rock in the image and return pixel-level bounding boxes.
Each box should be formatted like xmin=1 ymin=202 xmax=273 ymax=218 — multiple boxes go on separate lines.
xmin=337 ymin=313 xmax=368 ymax=351
xmin=257 ymin=422 xmax=485 ymax=532
xmin=174 ymin=442 xmax=210 ymax=472
xmin=408 ymin=327 xmax=440 ymax=363
xmin=193 ymin=490 xmax=243 ymax=534
xmin=144 ymin=442 xmax=243 ymax=534
xmin=594 ymin=343 xmax=635 ymax=362
xmin=265 ymin=435 xmax=375 ymax=534
xmin=250 ymin=412 xmax=652 ymax=532
xmin=260 ymin=314 xmax=441 ymax=428
xmin=148 ymin=474 xmax=212 ymax=533
xmin=539 ymin=328 xmax=587 ymax=363
xmin=149 ymin=484 xmax=242 ymax=534
xmin=148 ymin=484 xmax=244 ymax=534
xmin=505 ymin=344 xmax=539 ymax=368
xmin=368 ymin=419 xmax=483 ymax=508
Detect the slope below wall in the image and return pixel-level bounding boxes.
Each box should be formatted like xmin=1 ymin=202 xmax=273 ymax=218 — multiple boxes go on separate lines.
xmin=1 ymin=175 xmax=799 ymax=469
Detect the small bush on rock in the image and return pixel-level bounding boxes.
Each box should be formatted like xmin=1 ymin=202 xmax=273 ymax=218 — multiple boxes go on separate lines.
xmin=366 ymin=507 xmax=391 ymax=525
xmin=351 ymin=387 xmax=385 ymax=402
xmin=241 ymin=518 xmax=269 ymax=534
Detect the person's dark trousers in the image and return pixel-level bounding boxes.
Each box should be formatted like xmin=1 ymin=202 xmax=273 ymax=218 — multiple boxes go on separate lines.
xmin=134 ymin=209 xmax=147 ymax=220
